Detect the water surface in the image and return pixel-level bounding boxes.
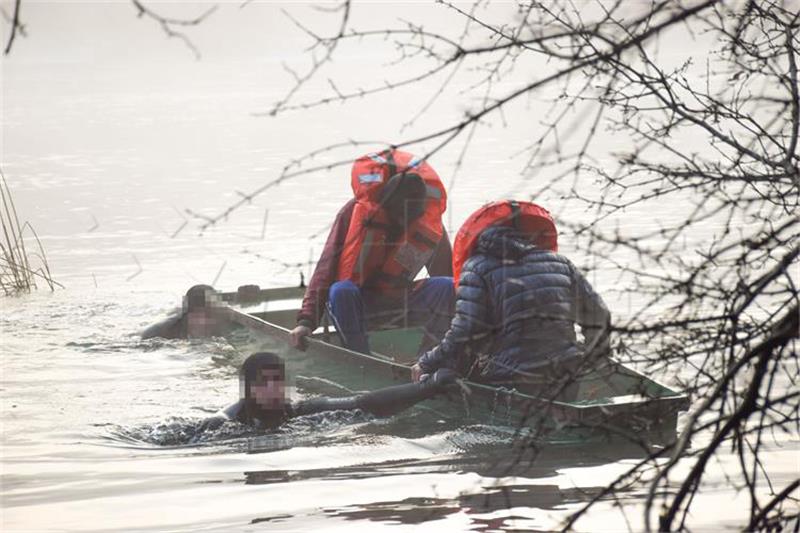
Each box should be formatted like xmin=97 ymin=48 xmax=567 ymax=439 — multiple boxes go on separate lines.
xmin=2 ymin=3 xmax=797 ymax=531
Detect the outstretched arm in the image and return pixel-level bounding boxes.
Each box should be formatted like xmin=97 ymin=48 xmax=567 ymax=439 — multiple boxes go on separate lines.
xmin=292 ymin=370 xmax=456 ymax=418
xmin=141 ymin=313 xmax=185 ymax=339
xmin=357 ymin=370 xmax=455 ymax=416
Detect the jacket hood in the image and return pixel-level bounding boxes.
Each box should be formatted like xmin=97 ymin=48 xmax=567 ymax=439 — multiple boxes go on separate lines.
xmin=476 ymin=226 xmax=536 ymax=261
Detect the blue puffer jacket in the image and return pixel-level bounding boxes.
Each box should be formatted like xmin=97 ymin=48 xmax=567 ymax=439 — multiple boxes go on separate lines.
xmin=417 ymin=226 xmax=610 ymax=381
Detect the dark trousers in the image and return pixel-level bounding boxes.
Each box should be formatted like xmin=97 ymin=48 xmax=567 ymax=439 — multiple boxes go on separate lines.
xmin=327 ymin=277 xmax=454 ymax=354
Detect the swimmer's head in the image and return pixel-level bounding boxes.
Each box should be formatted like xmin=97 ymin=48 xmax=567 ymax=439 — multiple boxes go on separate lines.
xmin=182 ymin=284 xmax=226 ymax=338
xmin=240 ymin=352 xmax=287 ymax=427
xmin=183 ymin=284 xmax=217 ymax=312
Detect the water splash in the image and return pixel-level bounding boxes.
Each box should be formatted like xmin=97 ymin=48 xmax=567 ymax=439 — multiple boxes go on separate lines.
xmin=104 ymin=416 xmax=256 ymax=447
xmin=103 ymin=407 xmax=379 ymax=451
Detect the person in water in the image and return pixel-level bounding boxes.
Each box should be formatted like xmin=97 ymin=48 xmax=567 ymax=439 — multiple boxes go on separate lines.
xmin=290 ymin=148 xmax=455 ymax=356
xmin=202 ymin=352 xmax=455 ymax=431
xmin=141 ymin=284 xmax=228 ymax=339
xmin=412 ymin=200 xmax=611 ymax=397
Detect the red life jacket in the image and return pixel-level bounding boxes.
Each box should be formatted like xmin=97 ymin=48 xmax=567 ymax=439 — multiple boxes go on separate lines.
xmin=452 ymin=200 xmax=558 ymax=288
xmin=337 ymin=149 xmax=447 ymax=293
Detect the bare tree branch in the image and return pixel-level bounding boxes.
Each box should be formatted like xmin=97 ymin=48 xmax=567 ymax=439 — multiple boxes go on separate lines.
xmin=130 ymin=0 xmax=217 ymax=60
xmin=3 ymin=0 xmax=22 ymax=55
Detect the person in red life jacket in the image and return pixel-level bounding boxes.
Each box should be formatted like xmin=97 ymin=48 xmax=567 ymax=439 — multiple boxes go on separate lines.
xmin=411 ymin=200 xmax=611 ymax=398
xmin=289 ymin=149 xmax=455 ymax=355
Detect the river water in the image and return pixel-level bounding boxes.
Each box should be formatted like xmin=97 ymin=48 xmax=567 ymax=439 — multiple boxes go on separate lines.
xmin=2 ymin=2 xmax=797 ymax=532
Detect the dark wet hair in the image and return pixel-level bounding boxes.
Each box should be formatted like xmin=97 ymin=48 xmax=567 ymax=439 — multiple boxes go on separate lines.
xmin=381 ymin=173 xmax=427 ymax=226
xmin=239 ymin=352 xmax=287 ymax=427
xmin=240 ymin=352 xmax=285 ymax=396
xmin=184 ymin=284 xmax=214 ymax=310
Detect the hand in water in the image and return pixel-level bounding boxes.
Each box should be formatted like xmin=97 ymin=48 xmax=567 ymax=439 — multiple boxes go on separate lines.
xmin=290 ymin=325 xmax=312 ymax=350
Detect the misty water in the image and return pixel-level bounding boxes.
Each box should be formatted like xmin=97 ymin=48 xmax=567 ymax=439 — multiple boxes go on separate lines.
xmin=2 ymin=3 xmax=797 ymax=532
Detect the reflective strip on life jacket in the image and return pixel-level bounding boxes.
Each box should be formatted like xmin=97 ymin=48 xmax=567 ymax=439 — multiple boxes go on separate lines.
xmin=368 ymin=152 xmax=387 ymax=165
xmin=358 ymin=173 xmax=383 ymax=184
xmin=425 ymin=185 xmax=442 ymax=199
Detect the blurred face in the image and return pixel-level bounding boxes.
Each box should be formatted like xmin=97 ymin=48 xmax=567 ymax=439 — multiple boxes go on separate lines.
xmin=385 ymin=198 xmax=426 ymax=228
xmin=250 ymin=368 xmax=285 ymax=410
xmin=382 ymin=173 xmax=426 ymax=228
xmin=186 ymin=309 xmax=221 ymax=338
xmin=183 ymin=287 xmax=226 ymax=338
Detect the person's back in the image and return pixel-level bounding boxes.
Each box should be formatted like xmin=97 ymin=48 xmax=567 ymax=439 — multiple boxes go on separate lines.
xmin=415 ymin=201 xmax=610 ymax=386
xmin=458 ymin=226 xmax=608 ymax=379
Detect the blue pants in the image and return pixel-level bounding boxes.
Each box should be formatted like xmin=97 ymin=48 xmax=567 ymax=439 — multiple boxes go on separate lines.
xmin=327 ymin=277 xmax=455 ymax=354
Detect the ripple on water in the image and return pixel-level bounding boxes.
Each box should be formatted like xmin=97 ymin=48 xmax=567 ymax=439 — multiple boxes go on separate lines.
xmin=104 ymin=417 xmax=255 ymax=449
xmin=103 ymin=408 xmax=385 ymax=452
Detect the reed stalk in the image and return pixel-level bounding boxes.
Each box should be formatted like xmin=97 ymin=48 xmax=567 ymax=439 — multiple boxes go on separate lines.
xmin=0 ymin=170 xmax=61 ymax=295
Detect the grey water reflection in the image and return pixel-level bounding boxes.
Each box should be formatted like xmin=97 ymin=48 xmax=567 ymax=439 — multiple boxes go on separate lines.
xmin=319 ymin=486 xmax=592 ymax=530
xmin=245 ymin=442 xmax=647 ymax=529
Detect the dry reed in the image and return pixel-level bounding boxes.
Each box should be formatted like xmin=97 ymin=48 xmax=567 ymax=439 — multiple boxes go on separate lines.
xmin=0 ymin=169 xmax=61 ymax=295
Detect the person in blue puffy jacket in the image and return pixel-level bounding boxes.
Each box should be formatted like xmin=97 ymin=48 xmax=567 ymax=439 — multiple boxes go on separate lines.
xmin=411 ymin=201 xmax=610 ymax=397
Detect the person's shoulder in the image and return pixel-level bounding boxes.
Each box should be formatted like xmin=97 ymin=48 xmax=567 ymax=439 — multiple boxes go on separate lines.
xmin=140 ymin=313 xmax=185 ymax=339
xmin=459 ymin=254 xmax=497 ymax=289
xmin=329 ymin=199 xmax=357 ymax=232
xmin=338 ymin=198 xmax=357 ymax=216
xmin=463 ymin=252 xmax=500 ymax=275
xmin=551 ymin=251 xmax=579 ymax=270
xmin=221 ymin=399 xmax=246 ymax=421
xmin=524 ymin=250 xmax=583 ymax=280
xmin=526 ymin=248 xmax=573 ymax=265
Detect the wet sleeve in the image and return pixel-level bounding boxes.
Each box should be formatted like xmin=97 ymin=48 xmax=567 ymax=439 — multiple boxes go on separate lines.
xmin=197 ymin=400 xmax=244 ymax=433
xmin=356 ymin=381 xmax=442 ymax=416
xmin=221 ymin=399 xmax=246 ymax=421
xmin=141 ymin=313 xmax=186 ymax=339
xmin=571 ymin=264 xmax=611 ymax=355
xmin=292 ymin=382 xmax=444 ymax=418
xmin=417 ymin=264 xmax=493 ymax=376
xmin=297 ymin=200 xmax=355 ymax=330
xmin=291 ymin=396 xmax=360 ymax=417
xmin=426 ymin=226 xmax=453 ymax=277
